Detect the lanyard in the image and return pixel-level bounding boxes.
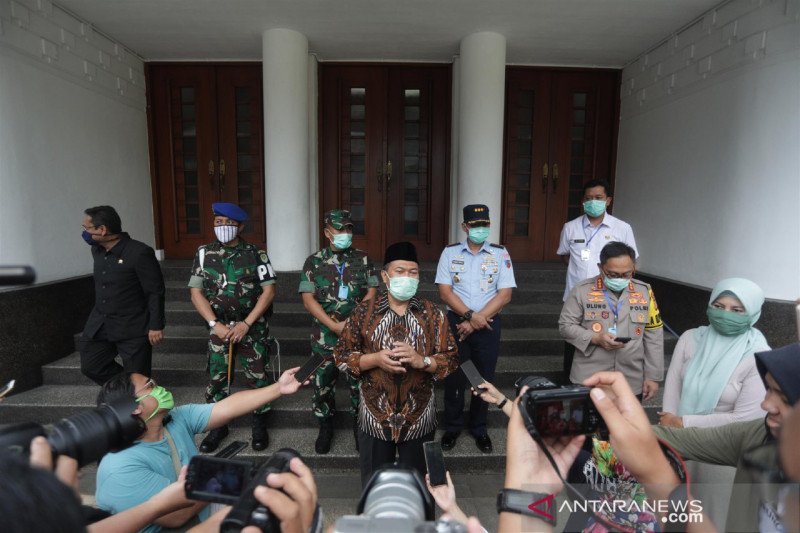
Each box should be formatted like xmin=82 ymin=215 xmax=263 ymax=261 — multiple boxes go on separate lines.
xmin=601 ymin=287 xmax=625 ymax=324
xmin=335 ymin=262 xmax=346 ymax=285
xmin=584 ymin=223 xmax=604 ymax=246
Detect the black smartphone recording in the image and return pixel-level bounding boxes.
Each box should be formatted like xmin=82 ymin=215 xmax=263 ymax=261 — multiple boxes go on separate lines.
xmin=295 ymin=353 xmax=326 ymax=384
xmin=614 ymin=337 xmax=632 ymax=344
xmin=423 ymin=441 xmax=447 ymax=487
xmin=459 ymin=360 xmax=486 ymax=389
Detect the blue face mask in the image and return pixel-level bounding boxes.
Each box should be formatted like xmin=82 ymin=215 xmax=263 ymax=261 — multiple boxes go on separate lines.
xmin=387 ymin=276 xmax=419 ymax=301
xmin=583 ymin=199 xmax=607 ymax=218
xmin=468 ymin=226 xmax=490 ymax=244
xmin=331 ymin=233 xmax=353 ymax=250
xmin=82 ymin=230 xmax=95 ymax=245
xmin=603 ymin=276 xmax=629 ymax=292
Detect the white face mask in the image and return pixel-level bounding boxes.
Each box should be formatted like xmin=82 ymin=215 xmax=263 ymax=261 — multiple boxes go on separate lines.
xmin=214 ymin=225 xmax=239 ymax=244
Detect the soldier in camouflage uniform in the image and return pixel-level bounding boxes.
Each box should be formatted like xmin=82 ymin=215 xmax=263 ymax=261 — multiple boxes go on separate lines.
xmin=299 ymin=209 xmax=378 ymax=454
xmin=188 ymin=202 xmax=277 ymax=453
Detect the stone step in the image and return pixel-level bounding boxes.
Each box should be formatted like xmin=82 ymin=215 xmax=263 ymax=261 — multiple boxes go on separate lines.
xmin=164 ymin=280 xmax=568 ymax=305
xmin=164 ymin=301 xmax=565 ymax=328
xmin=43 ymin=352 xmax=572 ymax=388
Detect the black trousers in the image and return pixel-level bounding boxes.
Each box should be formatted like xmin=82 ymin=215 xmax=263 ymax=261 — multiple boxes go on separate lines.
xmin=79 ymin=325 xmax=152 ymax=386
xmin=562 ymin=341 xmax=576 ymax=385
xmin=443 ymin=311 xmax=501 ymax=437
xmin=357 ymin=429 xmax=434 ymax=488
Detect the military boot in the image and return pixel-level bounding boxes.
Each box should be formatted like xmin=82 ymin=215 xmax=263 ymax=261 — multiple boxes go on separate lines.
xmin=199 ymin=425 xmax=229 ymax=453
xmin=315 ymin=419 xmax=334 ymax=454
xmin=252 ymin=413 xmax=269 ymax=451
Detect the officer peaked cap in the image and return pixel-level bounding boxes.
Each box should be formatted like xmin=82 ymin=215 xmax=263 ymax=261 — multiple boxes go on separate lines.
xmin=463 ymin=204 xmax=490 ymax=224
xmin=212 ymin=202 xmax=248 ymax=222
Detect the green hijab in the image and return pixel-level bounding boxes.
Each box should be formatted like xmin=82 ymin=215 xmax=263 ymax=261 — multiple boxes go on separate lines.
xmin=678 ymin=278 xmax=770 ymax=416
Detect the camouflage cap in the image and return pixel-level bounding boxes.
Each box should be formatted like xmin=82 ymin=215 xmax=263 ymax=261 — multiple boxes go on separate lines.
xmin=324 ymin=209 xmax=353 ymax=229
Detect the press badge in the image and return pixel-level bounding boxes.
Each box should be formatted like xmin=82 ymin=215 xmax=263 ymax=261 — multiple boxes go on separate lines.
xmin=580 ymin=249 xmax=591 ymax=261
xmin=338 ymin=285 xmax=349 ymax=299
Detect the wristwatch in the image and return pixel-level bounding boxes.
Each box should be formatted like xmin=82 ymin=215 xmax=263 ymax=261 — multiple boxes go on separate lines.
xmin=422 ymin=356 xmax=432 ymax=369
xmin=462 ymin=310 xmax=474 ymax=322
xmin=208 ymin=320 xmax=217 ymax=328
xmin=496 ymin=488 xmax=557 ymax=526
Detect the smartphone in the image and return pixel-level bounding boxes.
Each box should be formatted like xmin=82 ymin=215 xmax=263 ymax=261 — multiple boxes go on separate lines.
xmin=214 ymin=440 xmax=248 ymax=459
xmin=185 ymin=456 xmax=254 ymax=504
xmin=294 ymin=353 xmax=326 ymax=384
xmin=0 ymin=379 xmax=15 ymax=398
xmin=459 ymin=360 xmax=486 ymax=390
xmin=521 ymin=386 xmax=605 ymax=438
xmin=614 ymin=337 xmax=632 ymax=344
xmin=423 ymin=441 xmax=447 ymax=486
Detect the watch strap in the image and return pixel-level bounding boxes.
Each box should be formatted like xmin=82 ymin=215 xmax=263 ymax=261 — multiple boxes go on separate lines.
xmin=496 ymin=488 xmax=557 ymax=526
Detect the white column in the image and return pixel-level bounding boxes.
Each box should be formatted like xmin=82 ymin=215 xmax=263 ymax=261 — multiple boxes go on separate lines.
xmin=457 ymin=32 xmax=506 ymax=242
xmin=262 ymin=28 xmax=310 ymax=270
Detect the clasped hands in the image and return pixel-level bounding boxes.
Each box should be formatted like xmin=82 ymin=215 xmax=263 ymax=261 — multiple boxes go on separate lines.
xmin=375 ymin=342 xmax=424 ymax=373
xmin=212 ymin=321 xmax=251 ymax=344
xmin=456 ymin=311 xmax=492 ymax=341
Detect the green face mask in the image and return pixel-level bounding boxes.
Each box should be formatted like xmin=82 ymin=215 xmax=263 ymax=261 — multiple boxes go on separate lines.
xmin=387 ymin=275 xmax=419 ymax=301
xmin=468 ymin=226 xmax=490 ymax=244
xmin=583 ymin=199 xmax=607 ymax=218
xmin=136 ymin=385 xmax=175 ymax=422
xmin=603 ymin=276 xmax=629 ymax=293
xmin=707 ymin=307 xmax=751 ymax=336
xmin=331 ymin=232 xmax=352 ymax=250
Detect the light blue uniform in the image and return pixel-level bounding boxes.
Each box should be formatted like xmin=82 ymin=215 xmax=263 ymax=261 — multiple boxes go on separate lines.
xmin=435 ymin=240 xmax=517 ymax=309
xmin=96 ymin=403 xmax=214 ymax=533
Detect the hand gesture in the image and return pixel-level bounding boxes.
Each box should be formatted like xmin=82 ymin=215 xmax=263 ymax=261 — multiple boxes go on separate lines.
xmin=469 ymin=312 xmax=493 ymax=331
xmin=591 ymin=332 xmax=624 ymax=350
xmin=278 ymin=367 xmax=304 ymax=395
xmin=456 ymin=321 xmax=474 ymax=341
xmin=642 ymin=379 xmax=659 ymax=401
xmin=374 ymin=349 xmax=406 ymax=374
xmin=391 ymin=341 xmax=423 ymax=369
xmin=228 ymin=322 xmax=250 ymax=343
xmin=148 ymin=330 xmax=164 ymax=346
xmin=471 ymin=381 xmax=506 ymax=406
xmin=212 ymin=323 xmax=231 ymax=340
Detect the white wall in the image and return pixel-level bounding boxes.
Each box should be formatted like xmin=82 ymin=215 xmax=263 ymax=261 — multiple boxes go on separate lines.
xmin=0 ymin=0 xmax=154 ymax=284
xmin=615 ymin=0 xmax=800 ymax=301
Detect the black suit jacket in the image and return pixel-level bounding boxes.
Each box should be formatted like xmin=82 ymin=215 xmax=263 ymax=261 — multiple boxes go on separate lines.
xmin=83 ymin=233 xmax=166 ymax=341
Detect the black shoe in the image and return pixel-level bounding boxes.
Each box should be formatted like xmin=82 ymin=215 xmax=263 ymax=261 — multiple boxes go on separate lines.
xmin=441 ymin=431 xmax=459 ymax=451
xmin=252 ymin=413 xmax=269 ymax=451
xmin=353 ymin=421 xmax=360 ymax=452
xmin=199 ymin=426 xmax=229 ymax=453
xmin=474 ymin=434 xmax=493 ymax=454
xmin=315 ymin=420 xmax=334 ymax=454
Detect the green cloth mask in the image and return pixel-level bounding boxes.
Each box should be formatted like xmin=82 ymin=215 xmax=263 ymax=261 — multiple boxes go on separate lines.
xmin=584 ymin=199 xmax=607 ymax=218
xmin=706 ymin=306 xmax=752 ymax=336
xmin=331 ymin=233 xmax=352 ymax=250
xmin=387 ymin=276 xmax=419 ymax=301
xmin=136 ymin=385 xmax=175 ymax=422
xmin=467 ymin=226 xmax=490 ymax=245
xmin=603 ymin=276 xmax=628 ymax=293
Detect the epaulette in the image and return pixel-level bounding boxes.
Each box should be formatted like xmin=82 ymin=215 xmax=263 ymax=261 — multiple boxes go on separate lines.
xmin=446 ymin=242 xmax=461 ymax=248
xmin=489 ymin=243 xmax=505 ymax=249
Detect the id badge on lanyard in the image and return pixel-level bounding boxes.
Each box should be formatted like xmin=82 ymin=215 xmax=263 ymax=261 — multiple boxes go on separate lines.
xmin=335 ymin=263 xmax=348 ymax=299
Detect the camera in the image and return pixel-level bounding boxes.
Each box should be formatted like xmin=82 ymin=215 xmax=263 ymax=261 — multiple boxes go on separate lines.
xmin=333 ymin=465 xmax=468 ymax=532
xmin=517 ymin=376 xmax=605 ymax=438
xmin=185 ymin=448 xmax=300 ymax=532
xmin=0 ymin=397 xmax=144 ymax=467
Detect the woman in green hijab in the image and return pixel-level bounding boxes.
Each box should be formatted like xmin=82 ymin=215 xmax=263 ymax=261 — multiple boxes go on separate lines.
xmin=659 ymin=277 xmax=770 ymax=428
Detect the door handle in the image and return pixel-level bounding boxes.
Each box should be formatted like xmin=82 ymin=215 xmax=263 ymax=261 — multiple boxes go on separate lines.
xmin=552 ymin=163 xmax=559 ymax=192
xmin=542 ymin=163 xmax=549 ymax=193
xmin=208 ymin=160 xmax=215 ymax=187
xmin=219 ymin=159 xmax=226 ymax=191
xmin=385 ymin=160 xmax=392 ymax=191
xmin=376 ymin=161 xmax=384 ymax=192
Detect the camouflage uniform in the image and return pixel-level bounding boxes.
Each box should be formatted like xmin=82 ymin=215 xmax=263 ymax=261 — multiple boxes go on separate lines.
xmin=189 ymin=239 xmax=277 ymax=414
xmin=299 ymin=246 xmax=378 ymax=420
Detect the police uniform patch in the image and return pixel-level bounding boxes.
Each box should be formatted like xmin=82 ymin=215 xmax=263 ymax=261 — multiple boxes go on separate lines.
xmin=592 ymin=322 xmax=602 ymax=333
xmin=637 ymin=313 xmax=645 ymax=322
xmin=635 ymin=326 xmax=643 ymax=336
xmin=601 ymin=311 xmax=609 ymax=319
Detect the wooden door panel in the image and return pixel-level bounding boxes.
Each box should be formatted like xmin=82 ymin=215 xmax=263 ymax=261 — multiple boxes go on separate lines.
xmin=385 ymin=66 xmax=450 ymax=261
xmin=216 ymin=66 xmax=265 ymax=247
xmin=501 ymin=69 xmax=552 ymax=261
xmin=151 ymin=65 xmax=218 ymax=257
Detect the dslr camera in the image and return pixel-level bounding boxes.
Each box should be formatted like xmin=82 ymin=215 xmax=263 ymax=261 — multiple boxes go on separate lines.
xmin=333 ymin=465 xmax=467 ymax=532
xmin=516 ymin=376 xmax=605 ymax=438
xmin=0 ymin=397 xmax=145 ymax=467
xmin=185 ymin=448 xmax=300 ymax=533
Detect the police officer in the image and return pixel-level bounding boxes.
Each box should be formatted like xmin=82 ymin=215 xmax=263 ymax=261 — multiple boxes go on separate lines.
xmin=299 ymin=209 xmax=378 ymax=454
xmin=188 ymin=203 xmax=277 ymax=452
xmin=558 ymin=241 xmax=663 ymax=400
xmin=435 ymin=205 xmax=516 ymax=453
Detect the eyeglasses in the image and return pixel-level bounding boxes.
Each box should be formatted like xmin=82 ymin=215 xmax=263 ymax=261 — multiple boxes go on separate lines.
xmin=134 ymin=378 xmax=156 ymax=396
xmin=81 ymin=224 xmax=98 ymax=231
xmin=602 ymin=269 xmax=634 ymax=280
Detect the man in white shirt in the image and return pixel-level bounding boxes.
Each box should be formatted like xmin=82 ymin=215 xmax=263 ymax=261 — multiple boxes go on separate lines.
xmin=556 ymin=179 xmax=638 ymax=379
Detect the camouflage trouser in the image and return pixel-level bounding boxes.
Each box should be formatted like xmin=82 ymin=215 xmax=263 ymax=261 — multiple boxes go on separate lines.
xmin=206 ymin=328 xmax=273 ymax=414
xmin=312 ymin=358 xmax=360 ymax=421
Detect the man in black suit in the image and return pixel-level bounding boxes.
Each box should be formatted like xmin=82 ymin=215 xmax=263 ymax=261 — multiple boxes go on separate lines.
xmin=79 ymin=205 xmax=165 ymax=385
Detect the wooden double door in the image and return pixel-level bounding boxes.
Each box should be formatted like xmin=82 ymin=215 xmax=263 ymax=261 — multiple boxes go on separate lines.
xmin=320 ymin=65 xmax=451 ymax=262
xmin=502 ymin=68 xmax=619 ymax=261
xmin=149 ymin=64 xmax=266 ymax=258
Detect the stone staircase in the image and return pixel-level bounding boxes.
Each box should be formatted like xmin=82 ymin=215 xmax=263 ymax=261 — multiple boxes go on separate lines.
xmin=0 ymin=261 xmax=676 ymax=530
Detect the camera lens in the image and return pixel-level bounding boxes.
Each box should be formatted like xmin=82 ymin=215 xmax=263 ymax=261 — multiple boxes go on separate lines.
xmin=361 ymin=469 xmax=429 ymax=522
xmin=47 ymin=397 xmax=145 ymax=467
